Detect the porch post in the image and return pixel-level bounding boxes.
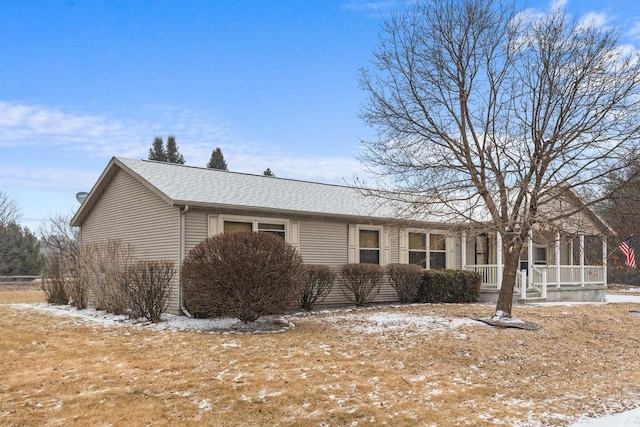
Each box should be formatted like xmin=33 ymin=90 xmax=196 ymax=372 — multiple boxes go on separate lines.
xmin=570 ymin=240 xmax=574 ymax=266
xmin=555 ymin=232 xmax=561 ymax=289
xmin=602 ymin=235 xmax=607 ymax=288
xmin=461 ymin=230 xmax=467 ymax=270
xmin=528 ymin=230 xmax=533 ymax=288
xmin=580 ymin=234 xmax=585 ymax=287
xmin=496 ymin=231 xmax=503 ymax=290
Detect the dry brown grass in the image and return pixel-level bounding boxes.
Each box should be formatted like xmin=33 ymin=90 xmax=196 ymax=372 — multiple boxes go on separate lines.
xmin=0 ymin=282 xmax=44 ymax=304
xmin=2 ymin=291 xmax=640 ymax=426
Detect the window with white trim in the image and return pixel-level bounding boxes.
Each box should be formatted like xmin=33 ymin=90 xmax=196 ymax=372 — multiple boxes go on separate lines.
xmin=408 ymin=231 xmax=447 ymax=269
xmin=219 ymin=216 xmax=288 ymax=240
xmin=358 ymin=227 xmax=381 ymax=264
xmin=534 ymin=245 xmax=547 ymax=265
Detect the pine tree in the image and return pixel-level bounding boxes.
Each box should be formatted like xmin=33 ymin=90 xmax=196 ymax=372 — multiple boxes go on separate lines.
xmin=0 ymin=223 xmax=41 ymax=275
xmin=263 ymin=168 xmax=275 ymax=177
xmin=165 ymin=135 xmax=185 ymax=164
xmin=207 ymin=147 xmax=228 ymax=170
xmin=148 ymin=137 xmax=166 ymax=162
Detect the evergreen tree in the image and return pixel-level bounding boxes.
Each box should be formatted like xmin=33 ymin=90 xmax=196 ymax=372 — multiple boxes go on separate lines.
xmin=148 ymin=137 xmax=166 ymax=161
xmin=207 ymin=147 xmax=228 ymax=170
xmin=165 ymin=135 xmax=185 ymax=164
xmin=263 ymin=168 xmax=275 ymax=177
xmin=0 ymin=223 xmax=41 ymax=275
xmin=598 ymin=159 xmax=640 ymax=284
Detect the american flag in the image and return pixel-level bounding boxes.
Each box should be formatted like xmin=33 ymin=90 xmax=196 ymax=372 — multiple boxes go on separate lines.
xmin=619 ymin=236 xmax=636 ymax=268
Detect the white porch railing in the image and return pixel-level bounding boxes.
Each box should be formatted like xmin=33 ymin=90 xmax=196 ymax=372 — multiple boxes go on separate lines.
xmin=465 ymin=264 xmax=604 ymax=289
xmin=531 ymin=266 xmax=548 ymax=298
xmin=538 ymin=265 xmax=603 ymax=286
xmin=465 ymin=264 xmax=498 ymax=286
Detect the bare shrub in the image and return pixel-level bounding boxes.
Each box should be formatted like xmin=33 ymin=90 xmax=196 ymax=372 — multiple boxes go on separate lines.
xmin=387 ymin=263 xmax=423 ymax=303
xmin=39 ymin=213 xmax=87 ymax=309
xmin=300 ymin=264 xmax=335 ymax=310
xmin=79 ymin=239 xmax=134 ymax=314
xmin=181 ymin=232 xmax=305 ymax=323
xmin=65 ymin=274 xmax=89 ymax=310
xmin=340 ymin=264 xmax=383 ymax=306
xmin=41 ymin=253 xmax=69 ymax=305
xmin=118 ymin=260 xmax=175 ymax=323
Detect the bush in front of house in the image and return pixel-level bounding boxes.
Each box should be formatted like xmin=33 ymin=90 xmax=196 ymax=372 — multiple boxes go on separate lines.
xmin=79 ymin=239 xmax=134 ymax=315
xmin=41 ymin=253 xmax=69 ymax=305
xmin=181 ymin=232 xmax=305 ymax=323
xmin=118 ymin=260 xmax=175 ymax=323
xmin=417 ymin=269 xmax=482 ymax=303
xmin=387 ymin=263 xmax=423 ymax=303
xmin=65 ymin=272 xmax=89 ymax=310
xmin=300 ymin=264 xmax=336 ymax=310
xmin=340 ymin=263 xmax=383 ymax=306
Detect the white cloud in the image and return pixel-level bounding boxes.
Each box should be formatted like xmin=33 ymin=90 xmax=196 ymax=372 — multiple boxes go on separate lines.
xmin=0 ymin=101 xmax=236 ymax=160
xmin=341 ymin=1 xmax=396 ymax=13
xmin=550 ymin=0 xmax=568 ymax=13
xmin=577 ymin=12 xmax=610 ymax=31
xmin=0 ymin=166 xmax=98 ymax=191
xmin=226 ymin=154 xmax=364 ymax=184
xmin=0 ymin=100 xmax=367 ymax=188
xmin=0 ymin=101 xmax=126 ymax=149
xmin=628 ymin=21 xmax=640 ymax=43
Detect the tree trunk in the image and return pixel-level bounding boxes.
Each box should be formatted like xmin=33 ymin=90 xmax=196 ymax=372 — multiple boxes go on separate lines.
xmin=495 ymin=238 xmax=524 ymax=318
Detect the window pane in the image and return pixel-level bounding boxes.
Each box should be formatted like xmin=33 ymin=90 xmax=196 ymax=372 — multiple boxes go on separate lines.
xmin=409 ymin=251 xmax=427 ymax=269
xmin=260 ymin=230 xmax=285 ymax=239
xmin=360 ymin=249 xmax=380 ymax=264
xmin=535 ymin=247 xmax=547 ymax=264
xmin=257 ymin=223 xmax=286 ymax=239
xmin=258 ymin=223 xmax=285 ymax=231
xmin=359 ymin=229 xmax=380 ymax=249
xmin=430 ymin=252 xmax=446 ymax=269
xmin=224 ymin=221 xmax=252 ymax=234
xmin=409 ymin=232 xmax=426 ymax=250
xmin=430 ymin=234 xmax=446 ymax=251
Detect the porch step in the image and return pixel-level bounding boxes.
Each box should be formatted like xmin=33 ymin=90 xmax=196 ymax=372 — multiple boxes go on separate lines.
xmin=518 ymin=296 xmax=547 ymax=304
xmin=516 ymin=288 xmax=546 ymax=304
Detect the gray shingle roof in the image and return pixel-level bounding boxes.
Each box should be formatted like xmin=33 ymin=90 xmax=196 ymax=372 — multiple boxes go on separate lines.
xmin=117 ymin=157 xmax=397 ymax=219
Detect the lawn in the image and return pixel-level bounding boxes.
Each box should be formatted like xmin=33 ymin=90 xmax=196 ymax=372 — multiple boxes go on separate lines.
xmin=2 ymin=287 xmax=640 ymax=426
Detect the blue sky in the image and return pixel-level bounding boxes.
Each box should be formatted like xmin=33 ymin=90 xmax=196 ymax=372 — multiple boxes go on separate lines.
xmin=2 ymin=0 xmax=640 ymax=231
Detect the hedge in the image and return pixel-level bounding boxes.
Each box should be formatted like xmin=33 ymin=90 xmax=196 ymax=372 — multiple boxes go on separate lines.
xmin=417 ymin=269 xmax=482 ymax=303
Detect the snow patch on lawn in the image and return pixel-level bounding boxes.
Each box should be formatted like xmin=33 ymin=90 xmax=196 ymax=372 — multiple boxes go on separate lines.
xmin=316 ymin=311 xmax=481 ymax=334
xmin=11 ymin=302 xmax=486 ymax=336
xmin=11 ymin=302 xmax=241 ymax=332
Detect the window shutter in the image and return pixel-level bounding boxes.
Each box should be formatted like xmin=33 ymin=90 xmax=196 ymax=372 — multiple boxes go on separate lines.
xmin=398 ymin=228 xmax=408 ymax=264
xmin=446 ymin=236 xmax=456 ymax=269
xmin=289 ymin=221 xmax=300 ymax=251
xmin=348 ymin=224 xmax=357 ymax=264
xmin=383 ymin=227 xmax=391 ymax=265
xmin=207 ymin=215 xmax=219 ymax=237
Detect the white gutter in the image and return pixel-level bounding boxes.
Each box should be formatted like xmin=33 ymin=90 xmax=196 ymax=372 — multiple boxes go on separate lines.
xmin=179 ymin=205 xmax=192 ymax=317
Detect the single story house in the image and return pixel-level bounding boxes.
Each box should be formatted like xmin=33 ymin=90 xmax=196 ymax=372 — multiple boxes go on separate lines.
xmin=71 ymin=157 xmax=611 ymax=314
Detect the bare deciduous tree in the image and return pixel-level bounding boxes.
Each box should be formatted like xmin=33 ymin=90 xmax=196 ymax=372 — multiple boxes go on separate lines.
xmin=39 ymin=213 xmax=84 ymax=308
xmin=359 ymin=0 xmax=640 ymax=318
xmin=0 ymin=190 xmax=20 ymax=227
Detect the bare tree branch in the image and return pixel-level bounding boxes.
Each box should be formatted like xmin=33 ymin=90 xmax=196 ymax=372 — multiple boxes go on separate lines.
xmin=359 ymin=0 xmax=640 ymax=317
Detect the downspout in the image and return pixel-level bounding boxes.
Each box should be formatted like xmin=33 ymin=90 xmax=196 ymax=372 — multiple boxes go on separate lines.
xmin=179 ymin=205 xmax=192 ymax=317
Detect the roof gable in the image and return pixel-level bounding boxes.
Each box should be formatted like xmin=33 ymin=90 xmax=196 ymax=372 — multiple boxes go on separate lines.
xmin=72 ymin=157 xmax=397 ymax=226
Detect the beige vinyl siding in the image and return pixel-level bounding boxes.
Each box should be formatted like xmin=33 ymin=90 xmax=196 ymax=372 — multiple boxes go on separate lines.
xmin=297 ymin=220 xmax=400 ymax=305
xmin=81 ymin=169 xmax=181 ymax=313
xmin=184 ymin=209 xmax=209 ymax=256
xmin=298 ymin=219 xmax=349 ymax=265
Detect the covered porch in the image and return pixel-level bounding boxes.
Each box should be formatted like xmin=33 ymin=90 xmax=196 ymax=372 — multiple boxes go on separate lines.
xmin=462 ymin=230 xmax=607 ymax=303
